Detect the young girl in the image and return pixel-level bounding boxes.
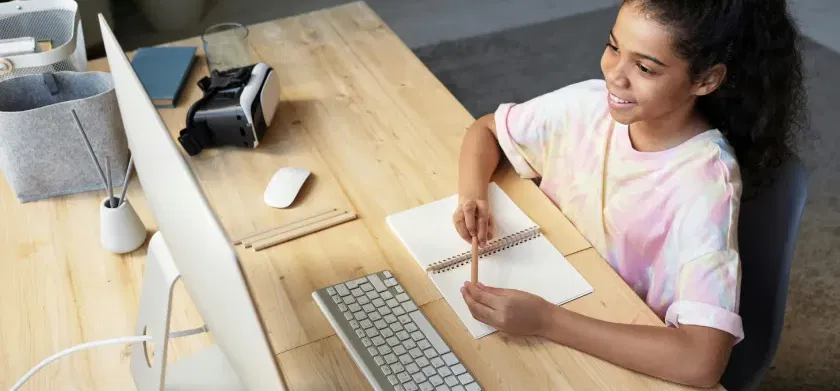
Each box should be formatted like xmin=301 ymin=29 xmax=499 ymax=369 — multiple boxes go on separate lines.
xmin=454 ymin=0 xmax=805 ymax=387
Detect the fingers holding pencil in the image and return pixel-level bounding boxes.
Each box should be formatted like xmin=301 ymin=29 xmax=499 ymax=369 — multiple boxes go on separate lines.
xmin=471 ymin=235 xmax=479 ymax=284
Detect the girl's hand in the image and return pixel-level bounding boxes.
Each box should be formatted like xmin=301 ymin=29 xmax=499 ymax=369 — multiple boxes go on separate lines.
xmin=461 ymin=282 xmax=555 ymax=336
xmin=453 ymin=198 xmax=495 ymax=247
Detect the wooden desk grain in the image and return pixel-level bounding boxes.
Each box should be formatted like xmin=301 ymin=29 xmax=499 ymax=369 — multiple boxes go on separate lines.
xmin=0 ymin=2 xmax=721 ymax=390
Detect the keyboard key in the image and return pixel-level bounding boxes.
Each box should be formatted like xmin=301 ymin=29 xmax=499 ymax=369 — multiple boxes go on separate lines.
xmin=465 ymin=383 xmax=480 ymax=391
xmin=363 ymin=304 xmax=376 ymax=313
xmin=368 ymin=274 xmax=388 ymax=292
xmin=413 ymin=372 xmax=427 ymax=383
xmin=344 ymin=312 xmax=354 ymax=321
xmin=345 ymin=279 xmax=360 ymax=289
xmin=429 ymin=375 xmax=444 ymax=386
xmin=400 ymin=354 xmax=413 ymax=365
xmin=410 ymin=348 xmax=423 ymax=358
xmin=378 ymin=307 xmax=392 ymax=316
xmin=351 ymin=288 xmax=364 ymax=297
xmin=384 ymin=278 xmax=397 ymax=287
xmin=420 ymin=382 xmax=434 ymax=391
xmin=327 ymin=287 xmax=337 ymax=295
xmin=372 ymin=336 xmax=385 ymax=346
xmin=406 ymin=323 xmax=418 ymax=333
xmin=382 ymin=328 xmax=395 ymax=338
xmin=417 ymin=339 xmax=431 ymax=350
xmin=397 ymin=330 xmax=410 ymax=340
xmin=390 ymin=323 xmax=404 ymax=332
xmin=375 ymin=320 xmax=388 ymax=329
xmin=442 ymin=353 xmax=458 ymax=366
xmin=445 ymin=376 xmax=459 ymax=386
xmin=372 ymin=298 xmax=386 ymax=307
xmin=387 ymin=375 xmax=399 ymax=385
xmin=411 ymin=331 xmax=425 ymax=342
xmin=349 ymin=320 xmax=359 ymax=329
xmin=382 ymin=365 xmax=393 ymax=375
xmin=431 ymin=357 xmax=445 ymax=368
xmin=404 ymin=339 xmax=417 ymax=349
xmin=395 ymin=285 xmax=405 ymax=293
xmin=366 ymin=328 xmax=379 ymax=338
xmin=382 ymin=291 xmax=394 ymax=300
xmin=332 ymin=295 xmax=342 ymax=304
xmin=354 ymin=312 xmax=367 ymax=321
xmin=391 ymin=363 xmax=405 ymax=373
xmin=369 ymin=312 xmax=382 ymax=321
xmin=342 ymin=296 xmax=355 ymax=305
xmin=387 ymin=299 xmax=400 ymax=308
xmin=338 ymin=303 xmax=347 ymax=312
xmin=384 ymin=314 xmax=398 ymax=323
xmin=397 ymin=372 xmax=412 ymax=383
xmin=438 ymin=366 xmax=452 ymax=377
xmin=335 ymin=284 xmax=350 ymax=296
xmin=355 ymin=329 xmax=365 ymax=338
xmin=367 ymin=291 xmax=379 ymax=300
xmin=423 ymin=366 xmax=437 ymax=377
xmin=395 ymin=386 xmax=405 ymax=391
xmin=405 ymin=383 xmax=418 ymax=391
xmin=409 ymin=311 xmax=451 ymax=355
xmin=406 ymin=363 xmax=420 ymax=374
xmin=393 ymin=306 xmax=406 ymax=316
xmin=387 ymin=336 xmax=400 ymax=347
xmin=347 ymin=303 xmax=359 ymax=313
xmin=424 ymin=348 xmax=437 ymax=359
xmin=458 ymin=373 xmax=474 ymax=385
xmin=436 ymin=387 xmax=450 ymax=391
xmin=358 ymin=295 xmax=370 ymax=305
xmin=360 ymin=319 xmax=373 ymax=329
xmin=378 ymin=345 xmax=392 ymax=355
xmin=452 ymin=386 xmax=465 ymax=391
xmin=394 ymin=345 xmax=407 ymax=356
xmin=362 ymin=338 xmax=372 ymax=347
xmin=384 ymin=271 xmax=393 ymax=278
xmin=402 ymin=302 xmax=418 ymax=312
xmin=452 ymin=364 xmax=466 ymax=375
xmin=361 ymin=283 xmax=374 ymax=292
xmin=399 ymin=315 xmax=412 ymax=324
xmin=417 ymin=357 xmax=429 ymax=368
xmin=396 ymin=293 xmax=410 ymax=302
xmin=375 ymin=356 xmax=385 ymax=365
xmin=385 ymin=353 xmax=398 ymax=364
xmin=368 ymin=347 xmax=378 ymax=356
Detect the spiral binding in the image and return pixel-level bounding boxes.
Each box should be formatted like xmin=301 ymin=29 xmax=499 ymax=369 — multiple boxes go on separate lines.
xmin=425 ymin=226 xmax=541 ymax=274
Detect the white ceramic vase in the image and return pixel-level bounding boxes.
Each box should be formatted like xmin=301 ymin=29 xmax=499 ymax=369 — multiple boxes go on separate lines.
xmin=100 ymin=197 xmax=147 ymax=254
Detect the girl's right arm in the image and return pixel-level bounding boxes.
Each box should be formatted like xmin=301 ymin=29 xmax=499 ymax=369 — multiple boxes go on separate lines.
xmin=453 ymin=114 xmax=500 ymax=247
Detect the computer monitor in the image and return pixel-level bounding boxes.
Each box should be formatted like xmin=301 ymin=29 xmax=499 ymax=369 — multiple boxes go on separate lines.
xmin=98 ymin=15 xmax=287 ymax=391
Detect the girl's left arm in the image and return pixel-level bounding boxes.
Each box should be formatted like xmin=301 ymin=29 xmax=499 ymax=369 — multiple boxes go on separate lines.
xmin=461 ymin=282 xmax=733 ymax=389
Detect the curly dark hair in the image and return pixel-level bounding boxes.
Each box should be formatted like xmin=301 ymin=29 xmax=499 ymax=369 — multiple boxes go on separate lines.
xmin=623 ymin=0 xmax=808 ymax=175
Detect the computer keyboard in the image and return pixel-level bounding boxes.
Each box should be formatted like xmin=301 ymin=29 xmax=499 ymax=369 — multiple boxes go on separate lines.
xmin=313 ymin=270 xmax=482 ymax=391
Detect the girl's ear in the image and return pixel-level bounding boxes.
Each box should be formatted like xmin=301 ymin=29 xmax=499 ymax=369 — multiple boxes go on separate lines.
xmin=693 ymin=64 xmax=727 ymax=96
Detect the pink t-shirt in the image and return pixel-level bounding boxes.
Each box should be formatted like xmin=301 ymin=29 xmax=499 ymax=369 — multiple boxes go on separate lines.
xmin=494 ymin=79 xmax=744 ymax=342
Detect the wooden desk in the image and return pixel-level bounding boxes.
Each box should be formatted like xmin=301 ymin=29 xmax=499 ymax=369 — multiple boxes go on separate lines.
xmin=0 ymin=3 xmax=721 ymax=390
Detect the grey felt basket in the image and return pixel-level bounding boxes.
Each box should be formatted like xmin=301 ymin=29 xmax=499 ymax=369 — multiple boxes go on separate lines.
xmin=0 ymin=71 xmax=128 ymax=203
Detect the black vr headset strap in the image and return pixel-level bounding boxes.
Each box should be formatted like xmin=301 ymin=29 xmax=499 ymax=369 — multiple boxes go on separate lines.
xmin=178 ymin=65 xmax=256 ymax=156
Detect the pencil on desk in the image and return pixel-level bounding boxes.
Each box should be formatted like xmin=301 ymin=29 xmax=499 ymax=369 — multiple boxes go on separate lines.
xmin=243 ymin=208 xmax=345 ymax=248
xmin=471 ymin=236 xmax=479 ymax=284
xmin=233 ymin=207 xmax=338 ymax=245
xmin=251 ymin=211 xmax=357 ymax=251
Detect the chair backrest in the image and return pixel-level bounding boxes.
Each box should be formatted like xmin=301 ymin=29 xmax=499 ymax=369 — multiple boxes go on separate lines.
xmin=721 ymin=155 xmax=808 ymax=391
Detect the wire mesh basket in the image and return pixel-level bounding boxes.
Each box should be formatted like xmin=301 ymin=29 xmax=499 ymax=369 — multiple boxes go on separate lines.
xmin=0 ymin=0 xmax=86 ymax=81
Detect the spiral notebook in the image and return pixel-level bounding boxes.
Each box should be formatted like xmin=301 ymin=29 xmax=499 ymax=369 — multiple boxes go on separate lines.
xmin=386 ymin=183 xmax=593 ymax=338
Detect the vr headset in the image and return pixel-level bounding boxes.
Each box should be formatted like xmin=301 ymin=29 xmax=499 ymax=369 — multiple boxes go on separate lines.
xmin=178 ymin=62 xmax=280 ymax=156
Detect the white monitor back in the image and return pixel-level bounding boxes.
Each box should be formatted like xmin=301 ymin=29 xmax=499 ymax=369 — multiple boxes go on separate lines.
xmin=98 ymin=15 xmax=286 ymax=391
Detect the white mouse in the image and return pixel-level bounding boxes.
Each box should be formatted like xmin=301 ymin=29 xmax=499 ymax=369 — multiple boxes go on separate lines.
xmin=264 ymin=167 xmax=311 ymax=208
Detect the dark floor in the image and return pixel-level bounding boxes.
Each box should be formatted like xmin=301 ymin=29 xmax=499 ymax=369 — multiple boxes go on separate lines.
xmin=414 ymin=7 xmax=840 ymax=391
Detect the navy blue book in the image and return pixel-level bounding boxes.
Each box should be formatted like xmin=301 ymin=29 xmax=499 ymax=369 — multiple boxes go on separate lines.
xmin=130 ymin=46 xmax=197 ymax=108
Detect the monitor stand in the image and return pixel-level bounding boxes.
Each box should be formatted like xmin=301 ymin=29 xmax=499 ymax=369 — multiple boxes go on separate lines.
xmin=131 ymin=232 xmax=246 ymax=391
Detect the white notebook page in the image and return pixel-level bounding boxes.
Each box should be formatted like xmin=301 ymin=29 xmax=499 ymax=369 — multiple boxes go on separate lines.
xmin=387 ymin=183 xmax=593 ymax=338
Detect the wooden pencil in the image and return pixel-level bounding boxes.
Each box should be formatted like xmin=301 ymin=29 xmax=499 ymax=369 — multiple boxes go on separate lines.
xmin=233 ymin=208 xmax=337 ymax=245
xmin=243 ymin=208 xmax=346 ymax=248
xmin=471 ymin=236 xmax=479 ymax=284
xmin=252 ymin=211 xmax=357 ymax=251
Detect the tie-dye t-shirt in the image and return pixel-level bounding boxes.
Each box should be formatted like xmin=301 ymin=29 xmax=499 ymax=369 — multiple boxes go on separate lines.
xmin=494 ymin=79 xmax=744 ymax=342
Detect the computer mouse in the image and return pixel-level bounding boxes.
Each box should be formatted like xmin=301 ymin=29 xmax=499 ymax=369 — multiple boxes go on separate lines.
xmin=264 ymin=167 xmax=311 ymax=208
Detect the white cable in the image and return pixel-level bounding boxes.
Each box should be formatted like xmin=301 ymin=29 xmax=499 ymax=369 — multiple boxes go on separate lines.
xmin=10 ymin=326 xmax=207 ymax=391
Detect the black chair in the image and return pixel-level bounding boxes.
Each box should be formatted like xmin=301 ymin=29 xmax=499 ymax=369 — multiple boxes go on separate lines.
xmin=721 ymin=156 xmax=808 ymax=391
